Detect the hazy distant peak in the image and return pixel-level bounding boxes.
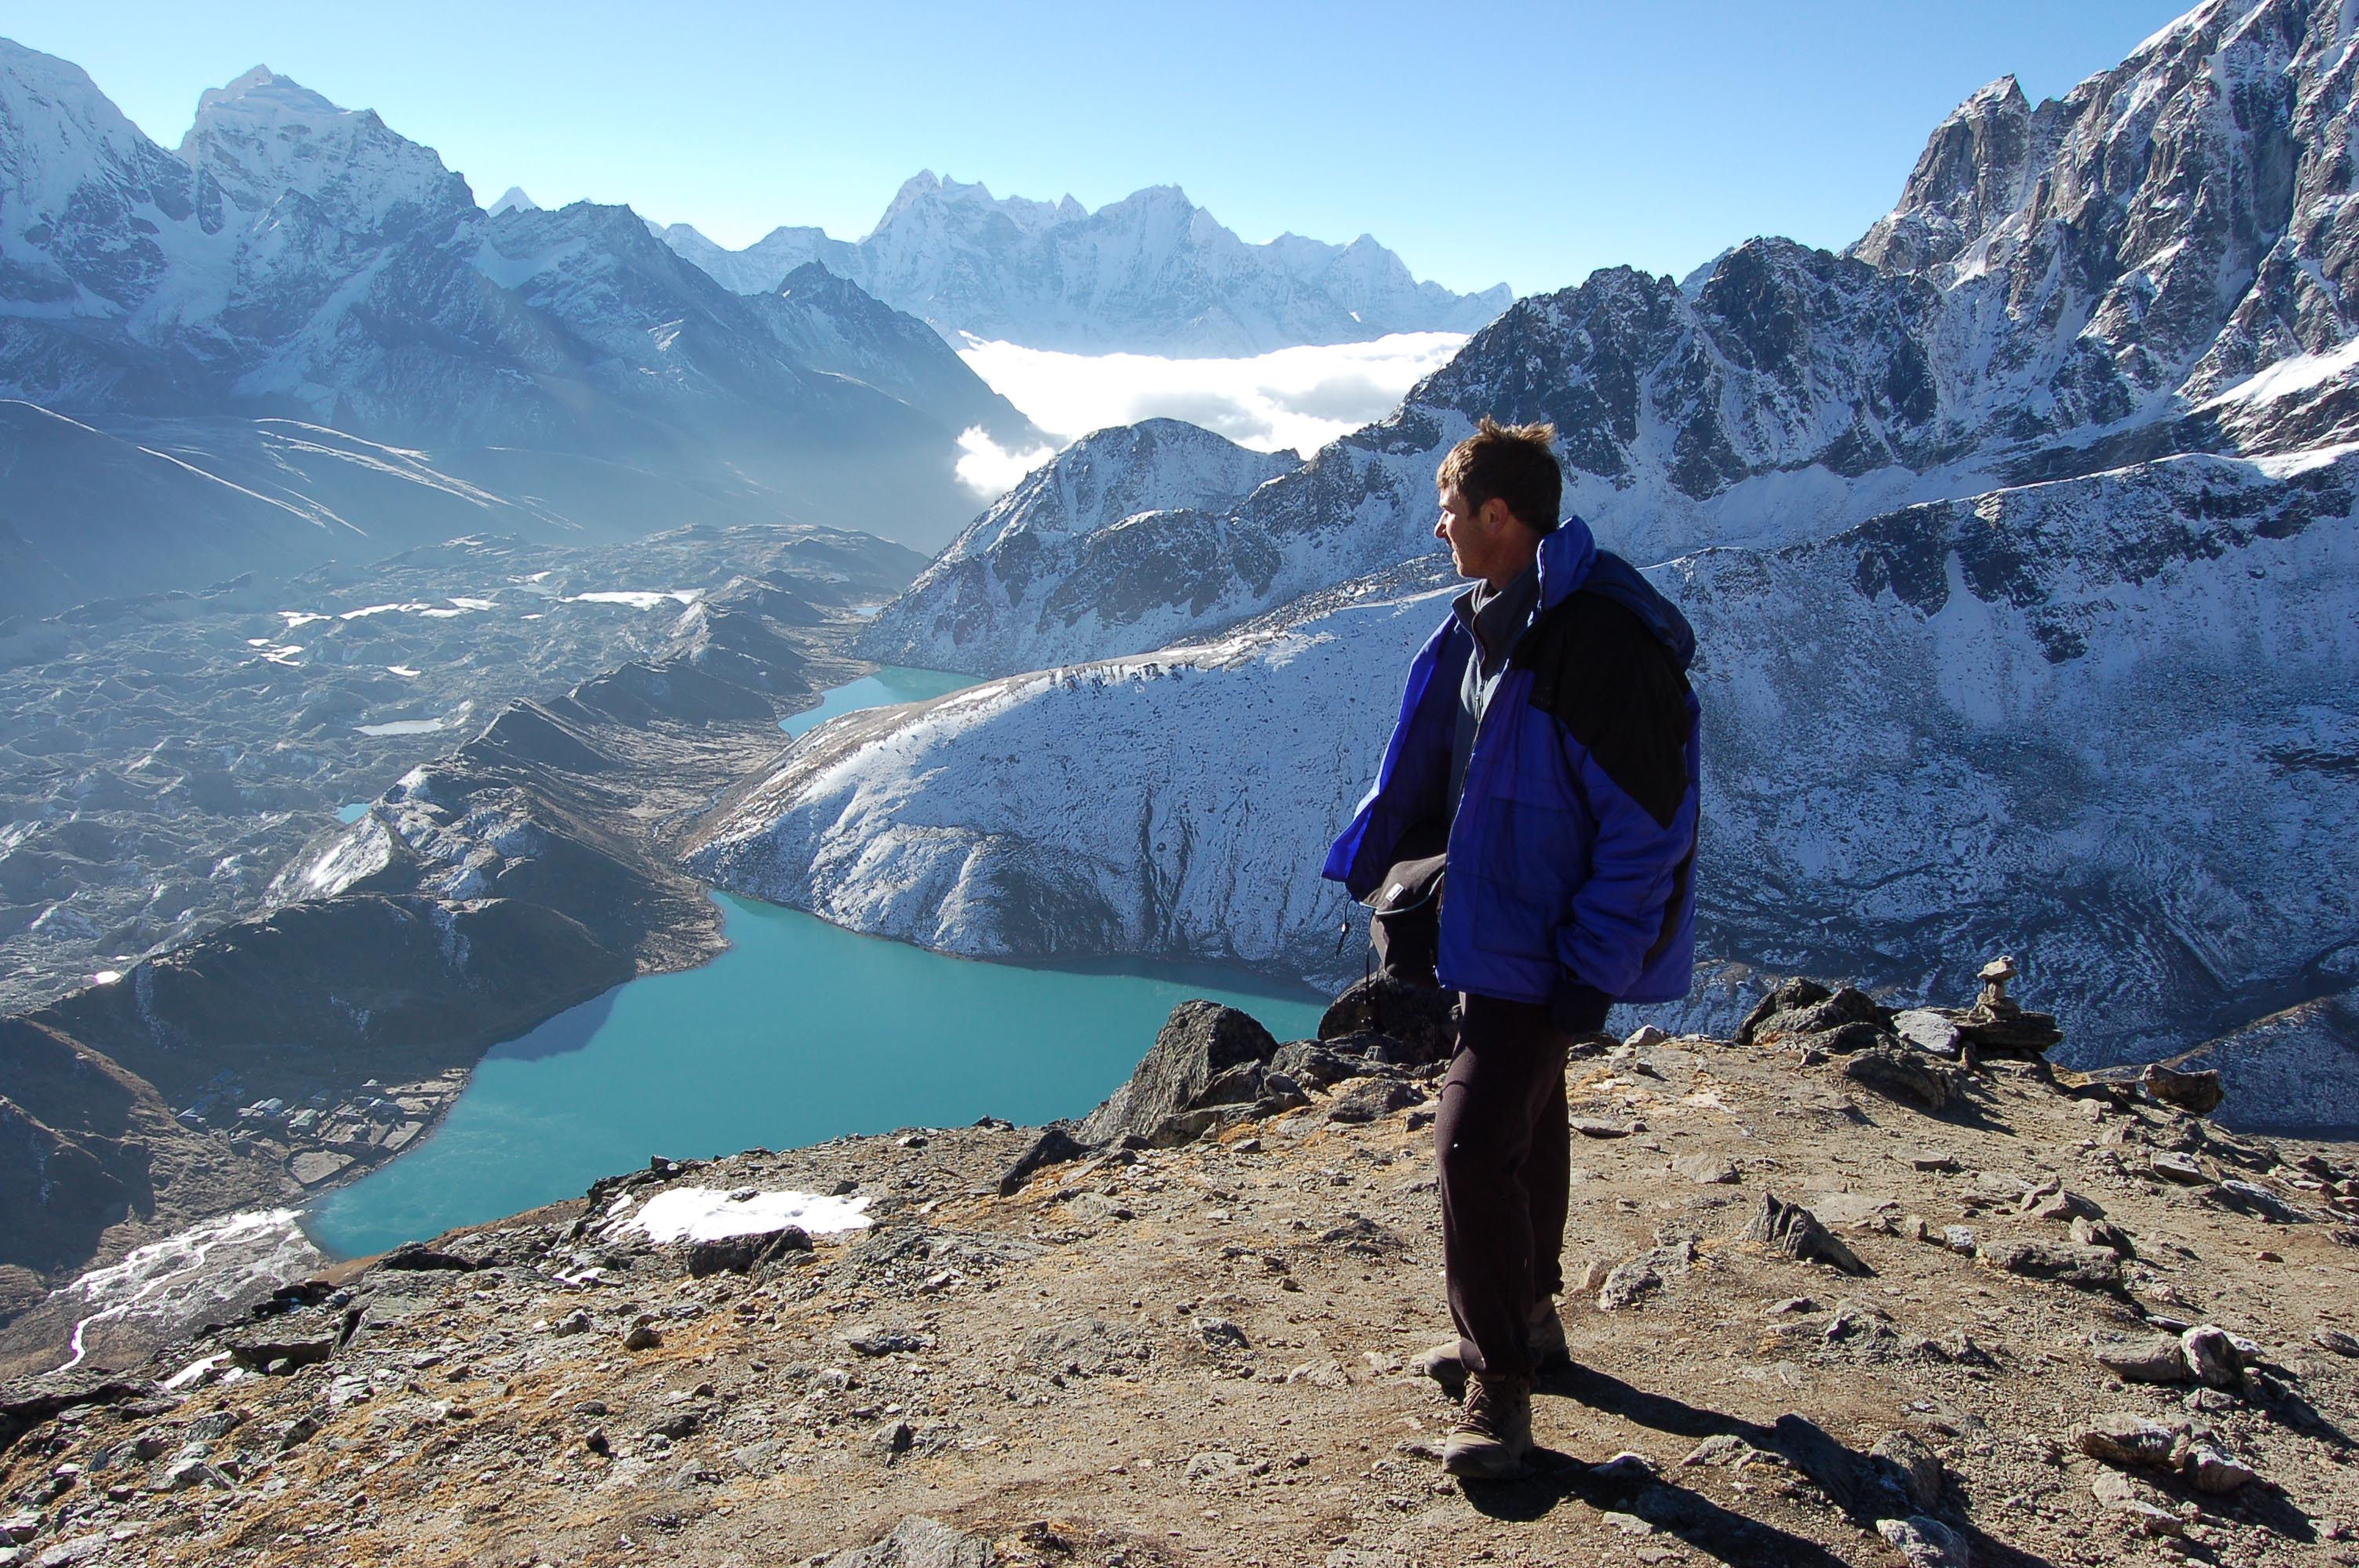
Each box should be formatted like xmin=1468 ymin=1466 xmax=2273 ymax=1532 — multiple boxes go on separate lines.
xmin=674 ymin=170 xmax=1513 ymax=354
xmin=488 ymin=186 xmax=537 ymax=216
xmin=192 ymin=65 xmax=346 ymax=123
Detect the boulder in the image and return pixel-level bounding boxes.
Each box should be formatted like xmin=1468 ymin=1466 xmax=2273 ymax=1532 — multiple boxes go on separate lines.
xmin=1747 ymin=986 xmax=1885 ymax=1048
xmin=823 ymin=1516 xmax=994 ymax=1568
xmin=842 ymin=1324 xmax=933 ymax=1357
xmin=1267 ymin=1040 xmax=1359 ymax=1089
xmin=685 ymin=1226 xmax=810 ymax=1278
xmin=1978 ymin=1240 xmax=2121 ymax=1290
xmin=2070 ymin=1215 xmax=2136 ymax=1257
xmin=1078 ymin=1002 xmax=1278 ymax=1146
xmin=1737 ymin=978 xmax=1833 ymax=1045
xmin=1196 ymin=1061 xmax=1270 ymax=1105
xmin=2022 ymin=1188 xmax=2099 ymax=1222
xmin=1891 ymin=1010 xmax=1965 ymax=1058
xmin=1870 ymin=1428 xmax=1946 ymax=1511
xmin=1955 ymin=1009 xmax=2063 ymax=1055
xmin=226 ymin=1337 xmax=335 ymax=1374
xmin=2088 ymin=1330 xmax=2189 ymax=1383
xmin=2076 ymin=1414 xmax=2187 ymax=1468
xmin=1841 ymin=1048 xmax=1960 ymax=1110
xmin=1800 ymin=1020 xmax=1895 ymax=1058
xmin=1876 ymin=1515 xmax=1970 ymax=1568
xmin=1596 ymin=1260 xmax=1662 ymax=1311
xmin=1325 ymin=1078 xmax=1419 ymax=1124
xmin=996 ymin=1123 xmax=1091 ymax=1196
xmin=2141 ymin=1062 xmax=2223 ymax=1115
xmin=2185 ymin=1446 xmax=2257 ymax=1495
xmin=1316 ymin=975 xmax=1455 ymax=1065
xmin=1740 ymin=1192 xmax=1869 ymax=1275
xmin=2180 ymin=1324 xmax=2242 ymax=1388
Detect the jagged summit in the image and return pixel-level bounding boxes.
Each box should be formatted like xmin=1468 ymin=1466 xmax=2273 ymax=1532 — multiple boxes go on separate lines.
xmin=190 ymin=64 xmax=343 ymax=121
xmin=486 ymin=184 xmax=537 ymax=216
xmin=874 ymin=169 xmax=1081 ymax=235
xmin=852 ymin=417 xmax=1299 ymax=673
xmin=658 ymin=169 xmax=1512 ymax=354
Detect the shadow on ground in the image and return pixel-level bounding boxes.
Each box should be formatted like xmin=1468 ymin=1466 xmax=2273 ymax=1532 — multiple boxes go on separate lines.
xmin=1449 ymin=1361 xmax=2067 ymax=1567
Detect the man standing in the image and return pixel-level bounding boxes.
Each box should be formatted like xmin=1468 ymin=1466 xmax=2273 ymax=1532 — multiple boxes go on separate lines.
xmin=1322 ymin=419 xmax=1699 ymax=1480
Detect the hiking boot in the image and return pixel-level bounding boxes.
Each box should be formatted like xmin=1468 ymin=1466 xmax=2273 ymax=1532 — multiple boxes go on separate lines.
xmin=1441 ymin=1374 xmax=1534 ymax=1480
xmin=1409 ymin=1301 xmax=1572 ymax=1393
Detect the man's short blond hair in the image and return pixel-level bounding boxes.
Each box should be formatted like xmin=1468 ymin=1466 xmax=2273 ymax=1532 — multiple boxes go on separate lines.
xmin=1437 ymin=417 xmax=1561 ymax=534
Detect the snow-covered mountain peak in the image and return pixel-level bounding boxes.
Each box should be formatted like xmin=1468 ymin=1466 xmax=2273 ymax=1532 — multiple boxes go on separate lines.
xmin=665 ymin=171 xmax=1510 ymax=354
xmin=488 ymin=185 xmax=537 ymax=216
xmin=179 ymin=62 xmax=468 ymax=223
xmin=0 ymin=38 xmax=189 ymax=241
xmin=0 ymin=34 xmax=116 ymax=111
xmin=855 ymin=416 xmax=1300 ymax=672
xmin=191 ymin=65 xmax=342 ymax=122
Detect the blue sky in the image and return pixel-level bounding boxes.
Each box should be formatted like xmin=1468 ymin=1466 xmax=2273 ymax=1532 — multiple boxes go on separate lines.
xmin=13 ymin=0 xmax=2197 ymax=298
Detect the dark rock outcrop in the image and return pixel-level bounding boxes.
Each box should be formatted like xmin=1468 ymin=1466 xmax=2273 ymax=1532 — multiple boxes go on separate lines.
xmin=1740 ymin=1192 xmax=1869 ymax=1276
xmin=1316 ymin=975 xmax=1456 ymax=1066
xmin=1078 ymin=1002 xmax=1279 ymax=1147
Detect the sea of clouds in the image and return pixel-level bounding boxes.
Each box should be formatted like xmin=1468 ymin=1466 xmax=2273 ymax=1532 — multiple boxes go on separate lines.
xmin=951 ymin=331 xmax=1467 ymax=496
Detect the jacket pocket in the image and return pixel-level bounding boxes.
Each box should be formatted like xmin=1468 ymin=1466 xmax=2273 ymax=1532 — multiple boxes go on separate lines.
xmin=1467 ymin=797 xmax=1579 ymax=961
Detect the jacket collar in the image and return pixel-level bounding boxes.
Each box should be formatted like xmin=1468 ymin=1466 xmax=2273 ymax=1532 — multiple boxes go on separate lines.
xmin=1533 ymin=513 xmax=1598 ymax=614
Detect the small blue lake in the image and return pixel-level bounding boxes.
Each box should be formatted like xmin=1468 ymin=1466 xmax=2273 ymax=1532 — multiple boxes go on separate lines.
xmin=780 ymin=665 xmax=977 ymax=737
xmin=306 ymin=666 xmax=1327 ymax=1258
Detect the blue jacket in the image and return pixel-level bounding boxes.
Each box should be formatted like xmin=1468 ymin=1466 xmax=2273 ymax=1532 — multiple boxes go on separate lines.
xmin=1322 ymin=516 xmax=1700 ymax=1011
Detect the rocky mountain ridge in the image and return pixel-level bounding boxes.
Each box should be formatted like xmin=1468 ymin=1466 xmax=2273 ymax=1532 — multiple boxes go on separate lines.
xmin=0 ymin=966 xmax=2353 ymax=1566
xmin=652 ymin=172 xmax=1511 ymax=356
xmin=855 ymin=419 xmax=1300 ymax=673
xmin=868 ymin=0 xmax=2359 ymax=681
xmin=0 ymin=42 xmax=1037 ymax=612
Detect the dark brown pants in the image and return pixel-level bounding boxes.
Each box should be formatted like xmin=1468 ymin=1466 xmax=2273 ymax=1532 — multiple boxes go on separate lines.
xmin=1434 ymin=993 xmax=1570 ymax=1381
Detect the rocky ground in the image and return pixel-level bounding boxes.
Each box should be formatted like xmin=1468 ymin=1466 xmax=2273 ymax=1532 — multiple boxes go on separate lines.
xmin=3 ymin=975 xmax=2354 ymax=1568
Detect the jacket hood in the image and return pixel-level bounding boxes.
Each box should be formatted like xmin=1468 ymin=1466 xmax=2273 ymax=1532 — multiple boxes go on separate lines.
xmin=1533 ymin=513 xmax=1598 ymax=611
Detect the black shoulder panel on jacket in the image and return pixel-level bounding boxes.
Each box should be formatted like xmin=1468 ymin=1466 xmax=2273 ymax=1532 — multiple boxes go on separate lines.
xmin=1513 ymin=591 xmax=1693 ymax=829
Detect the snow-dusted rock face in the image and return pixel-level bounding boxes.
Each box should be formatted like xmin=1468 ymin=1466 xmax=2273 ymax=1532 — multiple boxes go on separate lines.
xmin=0 ymin=46 xmax=1038 ymax=577
xmin=692 ymin=446 xmax=2359 ymax=1073
xmin=696 ymin=0 xmax=2359 ymax=1093
xmin=656 ymin=172 xmax=1513 ymax=355
xmin=856 ymin=419 xmax=1299 ymax=673
xmin=2165 ymin=986 xmax=2359 ymax=1128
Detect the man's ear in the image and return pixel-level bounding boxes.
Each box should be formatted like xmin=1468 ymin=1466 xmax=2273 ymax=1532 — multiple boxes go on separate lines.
xmin=1478 ymin=496 xmax=1516 ymax=534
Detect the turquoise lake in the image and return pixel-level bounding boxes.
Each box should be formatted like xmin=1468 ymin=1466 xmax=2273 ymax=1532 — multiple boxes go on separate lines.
xmin=307 ymin=667 xmax=1326 ymax=1258
xmin=778 ymin=664 xmax=977 ymax=737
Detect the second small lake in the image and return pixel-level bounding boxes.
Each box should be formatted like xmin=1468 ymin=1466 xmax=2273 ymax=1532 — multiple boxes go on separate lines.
xmin=307 ymin=664 xmax=1329 ymax=1258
